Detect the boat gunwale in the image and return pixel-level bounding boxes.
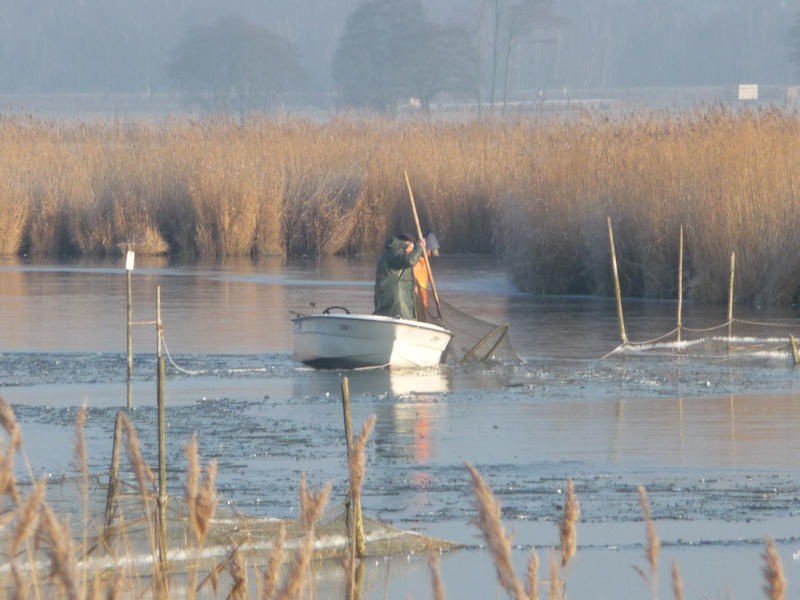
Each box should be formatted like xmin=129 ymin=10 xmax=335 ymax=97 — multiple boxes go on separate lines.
xmin=291 ymin=313 xmax=453 ymax=336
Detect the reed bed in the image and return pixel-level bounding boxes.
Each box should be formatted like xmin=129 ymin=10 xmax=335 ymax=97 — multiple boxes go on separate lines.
xmin=0 ymin=394 xmax=791 ymax=599
xmin=3 ymin=108 xmax=800 ymax=303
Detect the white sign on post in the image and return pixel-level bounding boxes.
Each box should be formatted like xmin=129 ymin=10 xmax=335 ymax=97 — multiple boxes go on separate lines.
xmin=125 ymin=250 xmax=135 ymax=271
xmin=738 ymin=84 xmax=758 ymax=100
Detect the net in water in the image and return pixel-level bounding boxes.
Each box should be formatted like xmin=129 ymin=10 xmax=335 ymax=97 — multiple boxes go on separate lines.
xmin=416 ymin=296 xmax=522 ymax=366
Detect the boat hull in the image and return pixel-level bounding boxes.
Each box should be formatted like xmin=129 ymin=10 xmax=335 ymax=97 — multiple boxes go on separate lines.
xmin=292 ymin=314 xmax=452 ymax=369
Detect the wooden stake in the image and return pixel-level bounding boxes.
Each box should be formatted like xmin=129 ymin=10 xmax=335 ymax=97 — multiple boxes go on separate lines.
xmin=727 ymin=252 xmax=735 ymax=346
xmin=677 ymin=226 xmax=683 ymax=344
xmin=791 ymin=335 xmax=799 ymax=366
xmin=126 ymin=259 xmax=133 ymax=409
xmin=341 ymin=377 xmax=365 ymax=559
xmin=156 ymin=286 xmax=168 ymax=571
xmin=607 ymin=217 xmax=628 ymax=345
xmin=104 ymin=412 xmax=124 ymax=531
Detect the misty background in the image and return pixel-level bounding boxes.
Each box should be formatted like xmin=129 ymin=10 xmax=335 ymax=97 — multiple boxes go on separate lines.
xmin=1 ymin=0 xmax=798 ymax=115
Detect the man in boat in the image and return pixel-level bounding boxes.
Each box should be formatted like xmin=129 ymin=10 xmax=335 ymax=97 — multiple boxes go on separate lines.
xmin=413 ymin=232 xmax=439 ymax=320
xmin=374 ymin=233 xmax=426 ymax=320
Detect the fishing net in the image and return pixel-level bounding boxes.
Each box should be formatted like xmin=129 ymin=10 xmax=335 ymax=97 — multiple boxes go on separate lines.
xmin=416 ymin=296 xmax=522 ymax=366
xmin=610 ymin=316 xmax=800 ymax=364
xmin=39 ymin=475 xmax=459 ymax=570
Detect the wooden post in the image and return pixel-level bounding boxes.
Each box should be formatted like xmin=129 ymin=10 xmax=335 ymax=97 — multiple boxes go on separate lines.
xmin=791 ymin=335 xmax=799 ymax=366
xmin=104 ymin=412 xmax=124 ymax=531
xmin=156 ymin=286 xmax=168 ymax=570
xmin=727 ymin=252 xmax=735 ymax=345
xmin=607 ymin=217 xmax=628 ymax=345
xmin=677 ymin=226 xmax=683 ymax=344
xmin=341 ymin=377 xmax=365 ymax=559
xmin=126 ymin=245 xmax=134 ymax=409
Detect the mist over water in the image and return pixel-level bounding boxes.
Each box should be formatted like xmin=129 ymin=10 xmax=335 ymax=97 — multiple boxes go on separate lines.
xmin=2 ymin=255 xmax=800 ymax=597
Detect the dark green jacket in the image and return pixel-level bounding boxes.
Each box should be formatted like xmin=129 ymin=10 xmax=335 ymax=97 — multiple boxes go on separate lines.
xmin=373 ymin=237 xmax=424 ymax=320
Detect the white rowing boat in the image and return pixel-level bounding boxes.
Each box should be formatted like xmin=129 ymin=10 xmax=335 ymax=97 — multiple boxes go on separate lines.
xmin=292 ymin=311 xmax=453 ymax=369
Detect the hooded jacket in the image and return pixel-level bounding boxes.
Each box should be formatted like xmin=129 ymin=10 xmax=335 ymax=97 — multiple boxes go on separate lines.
xmin=373 ymin=237 xmax=424 ymax=320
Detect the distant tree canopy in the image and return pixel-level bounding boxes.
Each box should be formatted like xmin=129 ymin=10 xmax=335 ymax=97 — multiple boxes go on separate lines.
xmin=332 ymin=0 xmax=475 ymax=112
xmin=167 ymin=16 xmax=305 ymax=112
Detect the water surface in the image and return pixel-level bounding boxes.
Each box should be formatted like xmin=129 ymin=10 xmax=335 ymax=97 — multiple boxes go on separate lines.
xmin=2 ymin=255 xmax=800 ymax=598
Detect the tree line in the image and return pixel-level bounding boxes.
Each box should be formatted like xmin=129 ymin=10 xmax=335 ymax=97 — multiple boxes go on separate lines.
xmin=0 ymin=0 xmax=798 ymax=113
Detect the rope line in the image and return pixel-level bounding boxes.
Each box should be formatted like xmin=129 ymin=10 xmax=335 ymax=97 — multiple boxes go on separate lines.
xmin=161 ymin=333 xmax=205 ymax=375
xmin=628 ymin=327 xmax=679 ymax=346
xmin=733 ymin=318 xmax=800 ymax=329
xmin=600 ymin=344 xmax=625 ymax=360
xmin=680 ymin=321 xmax=730 ymax=333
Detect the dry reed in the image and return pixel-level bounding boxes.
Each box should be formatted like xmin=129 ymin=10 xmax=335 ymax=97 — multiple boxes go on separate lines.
xmin=227 ymin=547 xmax=248 ymax=600
xmin=9 ymin=475 xmax=45 ymax=556
xmin=429 ymin=548 xmax=446 ymax=600
xmin=526 ymin=548 xmax=539 ymax=600
xmin=762 ymin=535 xmax=786 ymax=600
xmin=559 ymin=479 xmax=579 ymax=569
xmin=184 ymin=432 xmax=219 ymax=600
xmin=465 ymin=462 xmax=526 ymax=600
xmin=637 ymin=484 xmax=660 ymax=600
xmin=671 ymin=559 xmax=683 ymax=600
xmin=3 ymin=109 xmax=800 ymax=304
xmin=40 ymin=502 xmax=80 ymax=600
xmin=547 ymin=547 xmax=561 ymax=600
xmin=262 ymin=523 xmax=286 ymax=598
xmin=275 ymin=477 xmax=332 ymax=600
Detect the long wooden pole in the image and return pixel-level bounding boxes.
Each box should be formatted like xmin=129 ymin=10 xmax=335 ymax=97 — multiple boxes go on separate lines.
xmin=677 ymin=226 xmax=683 ymax=344
xmin=126 ymin=264 xmax=133 ymax=409
xmin=156 ymin=286 xmax=167 ymax=572
xmin=727 ymin=252 xmax=735 ymax=342
xmin=341 ymin=377 xmax=365 ymax=559
xmin=104 ymin=412 xmax=124 ymax=531
xmin=607 ymin=217 xmax=628 ymax=345
xmin=404 ymin=171 xmax=442 ymax=319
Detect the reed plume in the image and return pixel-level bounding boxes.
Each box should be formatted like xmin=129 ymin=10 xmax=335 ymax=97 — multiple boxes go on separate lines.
xmin=121 ymin=415 xmax=155 ymax=496
xmin=9 ymin=475 xmax=46 ymax=556
xmin=120 ymin=414 xmax=162 ymax=594
xmin=559 ymin=479 xmax=580 ymax=568
xmin=429 ymin=547 xmax=446 ymax=600
xmin=227 ymin=546 xmax=248 ymax=600
xmin=276 ymin=478 xmax=332 ymax=600
xmin=184 ymin=433 xmax=218 ymax=600
xmin=0 ymin=397 xmax=22 ymax=449
xmin=262 ymin=523 xmax=286 ymax=598
xmin=762 ymin=535 xmax=786 ymax=600
xmin=185 ymin=440 xmax=218 ymax=546
xmin=526 ymin=547 xmax=539 ymax=600
xmin=465 ymin=462 xmax=526 ymax=600
xmin=40 ymin=502 xmax=79 ymax=600
xmin=348 ymin=414 xmax=377 ymax=515
xmin=671 ymin=559 xmax=683 ymax=600
xmin=638 ymin=484 xmax=660 ymax=600
xmin=0 ymin=397 xmax=22 ymax=507
xmin=547 ymin=547 xmax=561 ymax=600
xmin=184 ymin=433 xmax=200 ymax=542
